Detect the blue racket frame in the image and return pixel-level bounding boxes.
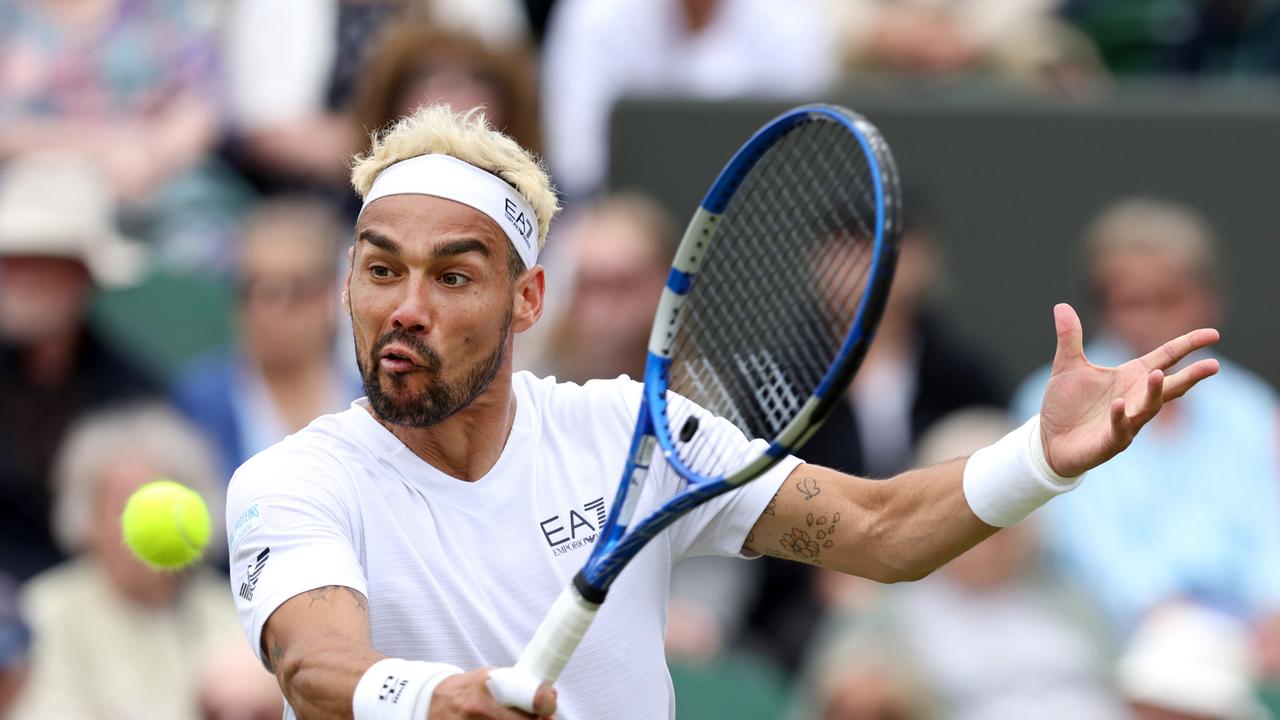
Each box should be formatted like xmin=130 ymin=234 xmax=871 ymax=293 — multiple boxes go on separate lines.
xmin=578 ymin=104 xmax=901 ymax=593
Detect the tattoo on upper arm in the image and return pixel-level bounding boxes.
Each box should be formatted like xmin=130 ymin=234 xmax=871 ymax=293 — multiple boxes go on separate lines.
xmin=776 ymin=512 xmax=841 ymax=565
xmin=305 ymin=585 xmax=368 ymax=612
xmin=269 ymin=640 xmax=284 ymax=673
xmin=796 ymin=476 xmax=821 ymax=500
xmin=763 ymin=496 xmax=777 ymax=515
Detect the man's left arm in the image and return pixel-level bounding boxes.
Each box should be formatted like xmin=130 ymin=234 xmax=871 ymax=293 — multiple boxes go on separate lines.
xmin=745 ymin=304 xmax=1221 ymax=582
xmin=744 ymin=459 xmax=991 ymax=582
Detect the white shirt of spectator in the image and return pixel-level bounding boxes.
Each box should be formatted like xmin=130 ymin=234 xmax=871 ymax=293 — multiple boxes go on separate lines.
xmin=226 ymin=371 xmax=795 ymax=720
xmin=541 ymin=0 xmax=837 ymax=197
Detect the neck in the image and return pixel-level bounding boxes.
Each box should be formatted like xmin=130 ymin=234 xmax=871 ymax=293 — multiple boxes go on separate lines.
xmin=372 ymin=365 xmax=518 ymax=481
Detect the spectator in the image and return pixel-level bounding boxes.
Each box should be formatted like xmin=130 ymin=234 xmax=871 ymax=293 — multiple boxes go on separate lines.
xmin=222 ymin=0 xmax=529 ymax=200
xmin=819 ymin=0 xmax=1104 ymax=90
xmin=8 ymin=404 xmax=280 ymax=720
xmin=173 ymin=198 xmax=360 ymax=479
xmin=1064 ymin=0 xmax=1280 ymax=76
xmin=522 ymin=192 xmax=677 ymax=383
xmin=0 ymin=0 xmax=245 ymax=270
xmin=790 ymin=410 xmax=1125 ymax=720
xmin=739 ymin=185 xmax=1011 ymax=673
xmin=1012 ymin=198 xmax=1280 ymax=650
xmin=0 ymin=152 xmax=159 ymax=581
xmin=1118 ymin=603 xmax=1269 ymax=720
xmin=353 ymin=24 xmax=541 ymax=157
xmin=0 ymin=576 xmax=30 ymax=719
xmin=540 ymin=0 xmax=837 ymax=199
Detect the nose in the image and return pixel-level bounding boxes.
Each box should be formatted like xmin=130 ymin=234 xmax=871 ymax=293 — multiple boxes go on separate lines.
xmin=388 ymin=278 xmax=432 ymax=334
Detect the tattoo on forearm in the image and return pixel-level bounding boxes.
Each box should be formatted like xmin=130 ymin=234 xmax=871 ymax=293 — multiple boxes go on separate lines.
xmin=796 ymin=476 xmax=821 ymax=501
xmin=777 ymin=512 xmax=841 ymax=565
xmin=306 ymin=585 xmax=368 ymax=611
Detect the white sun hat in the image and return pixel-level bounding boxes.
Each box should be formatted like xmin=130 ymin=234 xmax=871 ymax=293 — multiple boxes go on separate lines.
xmin=0 ymin=151 xmax=148 ymax=288
xmin=1117 ymin=602 xmax=1269 ymax=720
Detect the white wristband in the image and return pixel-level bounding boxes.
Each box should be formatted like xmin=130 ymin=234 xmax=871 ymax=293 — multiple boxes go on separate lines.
xmin=962 ymin=415 xmax=1084 ymax=528
xmin=354 ymin=658 xmax=463 ymax=720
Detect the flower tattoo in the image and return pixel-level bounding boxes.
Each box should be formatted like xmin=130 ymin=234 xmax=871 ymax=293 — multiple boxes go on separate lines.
xmin=780 ymin=528 xmax=821 ymax=560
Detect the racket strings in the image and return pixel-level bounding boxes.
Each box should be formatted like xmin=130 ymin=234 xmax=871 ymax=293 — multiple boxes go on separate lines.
xmin=664 ymin=117 xmax=882 ymax=475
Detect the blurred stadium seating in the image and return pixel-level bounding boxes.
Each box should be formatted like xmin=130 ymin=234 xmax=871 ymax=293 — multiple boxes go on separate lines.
xmin=3 ymin=0 xmax=1280 ymax=717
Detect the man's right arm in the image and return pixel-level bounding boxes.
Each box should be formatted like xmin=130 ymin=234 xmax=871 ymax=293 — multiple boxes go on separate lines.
xmin=263 ymin=585 xmax=381 ymax=719
xmin=263 ymin=586 xmax=557 ymax=720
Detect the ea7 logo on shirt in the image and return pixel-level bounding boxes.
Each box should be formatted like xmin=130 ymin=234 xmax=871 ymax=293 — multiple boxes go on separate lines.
xmin=238 ymin=547 xmax=270 ymax=602
xmin=540 ymin=497 xmax=606 ymax=557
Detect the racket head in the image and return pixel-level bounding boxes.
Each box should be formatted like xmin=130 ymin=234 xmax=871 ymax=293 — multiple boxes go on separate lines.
xmin=583 ymin=104 xmax=901 ymax=591
xmin=650 ymin=104 xmax=901 ymax=485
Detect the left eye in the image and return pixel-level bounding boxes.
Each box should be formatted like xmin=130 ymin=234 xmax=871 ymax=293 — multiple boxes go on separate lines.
xmin=441 ymin=273 xmax=468 ymax=287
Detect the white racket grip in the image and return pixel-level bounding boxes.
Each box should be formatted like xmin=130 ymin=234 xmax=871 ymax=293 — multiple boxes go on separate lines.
xmin=486 ymin=585 xmax=601 ymax=711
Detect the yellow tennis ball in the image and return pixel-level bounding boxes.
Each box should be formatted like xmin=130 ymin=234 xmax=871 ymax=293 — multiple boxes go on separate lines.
xmin=120 ymin=480 xmax=211 ymax=570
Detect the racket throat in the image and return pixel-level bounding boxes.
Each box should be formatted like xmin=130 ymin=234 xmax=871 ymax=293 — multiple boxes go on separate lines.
xmin=572 ymin=570 xmax=608 ymax=605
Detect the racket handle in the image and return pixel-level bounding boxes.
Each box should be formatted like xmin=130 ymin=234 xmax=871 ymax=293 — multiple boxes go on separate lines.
xmin=487 ymin=584 xmax=601 ymax=711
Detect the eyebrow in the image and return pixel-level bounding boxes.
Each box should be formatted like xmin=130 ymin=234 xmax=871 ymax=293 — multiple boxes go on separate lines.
xmin=358 ymin=229 xmax=400 ymax=254
xmin=357 ymin=230 xmax=491 ymax=261
xmin=433 ymin=239 xmax=490 ymax=259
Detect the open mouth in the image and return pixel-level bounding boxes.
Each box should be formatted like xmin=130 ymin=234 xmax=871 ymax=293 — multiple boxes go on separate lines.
xmin=379 ymin=347 xmax=422 ymax=373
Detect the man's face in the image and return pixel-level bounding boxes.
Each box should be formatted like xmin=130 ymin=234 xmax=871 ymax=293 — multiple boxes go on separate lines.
xmin=1094 ymin=249 xmax=1219 ymax=357
xmin=347 ymin=194 xmax=527 ymax=427
xmin=0 ymin=255 xmax=92 ymax=343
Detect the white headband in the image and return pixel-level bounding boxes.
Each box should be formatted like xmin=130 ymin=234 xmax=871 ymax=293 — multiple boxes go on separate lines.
xmin=360 ymin=154 xmax=539 ymax=268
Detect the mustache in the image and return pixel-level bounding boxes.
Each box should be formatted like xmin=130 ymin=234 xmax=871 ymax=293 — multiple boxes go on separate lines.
xmin=372 ymin=329 xmax=442 ymax=373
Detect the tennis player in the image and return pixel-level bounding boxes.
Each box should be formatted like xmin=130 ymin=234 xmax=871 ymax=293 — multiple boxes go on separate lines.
xmin=225 ymin=105 xmax=1220 ymax=720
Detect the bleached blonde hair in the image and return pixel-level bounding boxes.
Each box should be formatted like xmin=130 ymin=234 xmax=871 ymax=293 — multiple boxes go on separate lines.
xmin=51 ymin=404 xmax=223 ymax=556
xmin=350 ymin=104 xmax=559 ymax=251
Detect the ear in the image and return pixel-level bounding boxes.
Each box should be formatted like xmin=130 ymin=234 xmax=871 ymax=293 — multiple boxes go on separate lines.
xmin=342 ymin=246 xmax=355 ymax=312
xmin=511 ymin=265 xmax=545 ymax=334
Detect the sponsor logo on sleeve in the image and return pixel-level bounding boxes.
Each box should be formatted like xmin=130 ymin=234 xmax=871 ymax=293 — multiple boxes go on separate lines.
xmin=238 ymin=547 xmax=270 ymax=602
xmin=229 ymin=503 xmax=264 ymax=553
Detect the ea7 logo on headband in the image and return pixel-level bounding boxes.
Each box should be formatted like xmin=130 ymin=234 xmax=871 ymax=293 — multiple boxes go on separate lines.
xmin=504 ymin=198 xmax=534 ymax=244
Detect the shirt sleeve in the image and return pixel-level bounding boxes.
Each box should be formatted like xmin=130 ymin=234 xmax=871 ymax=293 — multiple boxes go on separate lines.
xmin=225 ymin=444 xmax=368 ymax=668
xmin=607 ymin=380 xmax=800 ymax=561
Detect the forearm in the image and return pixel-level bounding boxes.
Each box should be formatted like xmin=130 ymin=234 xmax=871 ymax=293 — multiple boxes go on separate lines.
xmin=266 ymin=586 xmax=382 ymax=720
xmin=749 ymin=462 xmax=995 ymax=583
xmin=275 ymin=642 xmax=383 ymax=720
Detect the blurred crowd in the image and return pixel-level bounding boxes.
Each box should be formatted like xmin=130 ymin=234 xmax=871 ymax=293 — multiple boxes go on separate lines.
xmin=2 ymin=0 xmax=1280 ymax=718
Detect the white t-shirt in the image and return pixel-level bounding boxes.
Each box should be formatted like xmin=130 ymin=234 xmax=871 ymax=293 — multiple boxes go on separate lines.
xmin=225 ymin=371 xmax=797 ymax=720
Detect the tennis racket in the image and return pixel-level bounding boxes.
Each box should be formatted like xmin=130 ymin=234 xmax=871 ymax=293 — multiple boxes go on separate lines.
xmin=487 ymin=103 xmax=902 ymax=710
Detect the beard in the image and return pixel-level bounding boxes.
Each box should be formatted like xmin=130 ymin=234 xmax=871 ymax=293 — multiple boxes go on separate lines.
xmin=355 ymin=310 xmax=511 ymax=428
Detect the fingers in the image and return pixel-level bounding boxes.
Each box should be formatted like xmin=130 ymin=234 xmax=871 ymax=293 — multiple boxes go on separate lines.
xmin=1051 ymin=303 xmax=1087 ymax=373
xmin=1109 ymin=396 xmax=1128 ymax=440
xmin=1162 ymin=357 xmax=1221 ymax=402
xmin=1131 ymin=369 xmax=1165 ymax=426
xmin=1139 ymin=328 xmax=1220 ymax=371
xmin=532 ymin=683 xmax=557 ymax=717
xmin=1111 ymin=370 xmax=1165 ymax=441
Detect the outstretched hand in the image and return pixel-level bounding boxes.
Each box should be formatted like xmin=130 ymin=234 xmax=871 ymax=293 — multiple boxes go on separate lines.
xmin=1038 ymin=304 xmax=1220 ymax=478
